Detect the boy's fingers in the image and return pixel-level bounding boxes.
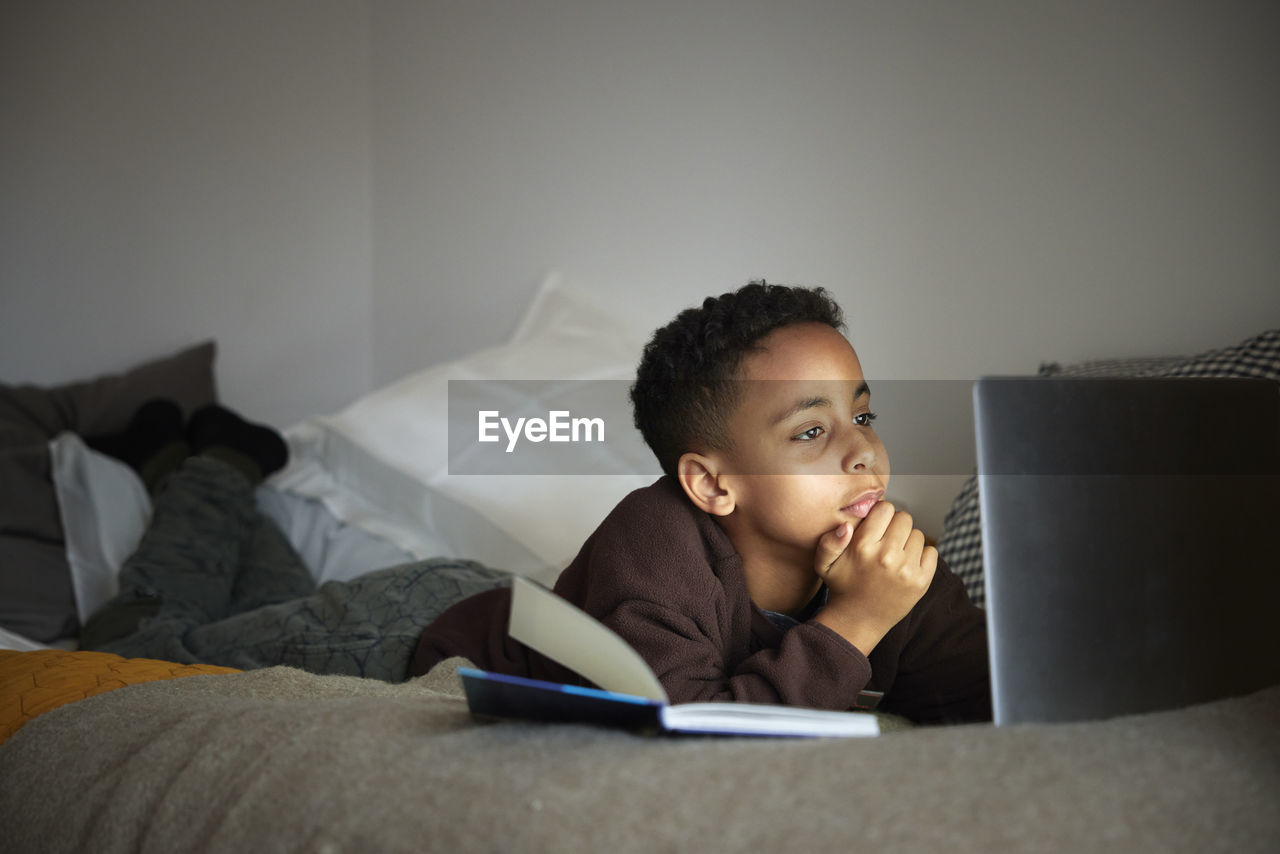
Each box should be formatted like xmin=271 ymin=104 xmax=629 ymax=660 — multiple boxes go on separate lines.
xmin=904 ymin=527 xmax=925 ymax=564
xmin=880 ymin=508 xmax=916 ymax=550
xmin=815 ymin=522 xmax=852 ymax=575
xmin=851 ymin=500 xmax=895 ymax=545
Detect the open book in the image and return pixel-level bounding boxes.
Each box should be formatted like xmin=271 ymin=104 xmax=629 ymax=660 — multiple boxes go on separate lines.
xmin=458 ymin=577 xmax=879 ymax=738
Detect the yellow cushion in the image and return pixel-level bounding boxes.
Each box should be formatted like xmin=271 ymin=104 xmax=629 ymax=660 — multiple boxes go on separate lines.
xmin=0 ymin=649 xmax=238 ymax=745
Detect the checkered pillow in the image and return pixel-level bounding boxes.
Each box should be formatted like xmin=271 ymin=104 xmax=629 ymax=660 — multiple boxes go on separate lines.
xmin=937 ymin=328 xmax=1280 ymax=607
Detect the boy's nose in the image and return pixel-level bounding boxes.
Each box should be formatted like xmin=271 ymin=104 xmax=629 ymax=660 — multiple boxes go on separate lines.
xmin=841 ymin=433 xmax=878 ymax=473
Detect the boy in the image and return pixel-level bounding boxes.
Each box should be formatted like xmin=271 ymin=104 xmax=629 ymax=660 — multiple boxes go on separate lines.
xmin=413 ymin=283 xmax=991 ymax=723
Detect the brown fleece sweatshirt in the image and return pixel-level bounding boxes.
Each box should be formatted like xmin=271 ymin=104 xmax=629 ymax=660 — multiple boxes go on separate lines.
xmin=412 ymin=476 xmax=991 ymax=724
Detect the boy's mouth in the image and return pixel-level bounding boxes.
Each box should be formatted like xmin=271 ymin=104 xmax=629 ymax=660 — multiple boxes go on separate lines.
xmin=841 ymin=490 xmax=884 ymax=519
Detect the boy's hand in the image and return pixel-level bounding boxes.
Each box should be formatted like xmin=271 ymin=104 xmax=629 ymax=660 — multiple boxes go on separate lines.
xmin=813 ymin=501 xmax=937 ymax=656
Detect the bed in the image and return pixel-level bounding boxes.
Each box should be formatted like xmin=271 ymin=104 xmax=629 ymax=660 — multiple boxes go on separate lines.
xmin=2 ymin=277 xmax=1278 ymax=853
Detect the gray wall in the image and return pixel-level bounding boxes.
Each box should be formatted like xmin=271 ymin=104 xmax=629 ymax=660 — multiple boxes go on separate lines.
xmin=4 ymin=0 xmax=1279 ymax=532
xmin=371 ymin=0 xmax=1280 ymax=385
xmin=1 ymin=1 xmax=374 ymax=426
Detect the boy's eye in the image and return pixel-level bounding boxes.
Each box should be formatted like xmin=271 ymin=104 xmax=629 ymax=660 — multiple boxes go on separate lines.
xmin=793 ymin=425 xmax=825 ymax=442
xmin=854 ymin=411 xmax=878 ymax=427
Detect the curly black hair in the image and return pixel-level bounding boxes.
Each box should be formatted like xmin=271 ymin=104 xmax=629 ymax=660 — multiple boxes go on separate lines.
xmin=630 ymin=282 xmax=845 ymax=477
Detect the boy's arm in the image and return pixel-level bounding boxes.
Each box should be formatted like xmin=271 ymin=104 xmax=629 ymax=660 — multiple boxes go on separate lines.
xmin=601 ymin=595 xmax=875 ymax=709
xmin=551 ymin=478 xmax=877 ymax=710
xmin=809 ymin=501 xmax=990 ymax=722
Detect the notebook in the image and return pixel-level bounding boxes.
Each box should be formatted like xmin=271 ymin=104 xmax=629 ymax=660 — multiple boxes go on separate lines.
xmin=973 ymin=376 xmax=1280 ymax=725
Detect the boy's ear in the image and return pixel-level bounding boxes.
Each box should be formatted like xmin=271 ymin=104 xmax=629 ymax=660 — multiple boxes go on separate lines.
xmin=676 ymin=453 xmax=735 ymax=516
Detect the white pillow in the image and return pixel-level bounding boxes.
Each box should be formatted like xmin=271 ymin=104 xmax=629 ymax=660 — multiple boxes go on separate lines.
xmin=275 ymin=273 xmax=655 ymax=584
xmin=49 ymin=432 xmax=151 ymax=624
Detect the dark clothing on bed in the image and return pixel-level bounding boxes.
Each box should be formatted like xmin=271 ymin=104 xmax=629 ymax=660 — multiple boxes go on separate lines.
xmin=84 ymin=457 xmax=510 ymax=680
xmin=412 ymin=476 xmax=992 ymax=724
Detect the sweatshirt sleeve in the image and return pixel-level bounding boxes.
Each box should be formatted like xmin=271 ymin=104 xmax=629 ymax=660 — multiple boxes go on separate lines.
xmin=599 ymin=595 xmax=874 ymax=710
xmin=576 ymin=495 xmax=989 ymax=718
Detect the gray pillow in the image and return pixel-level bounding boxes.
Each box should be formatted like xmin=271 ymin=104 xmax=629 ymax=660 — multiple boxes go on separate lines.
xmin=0 ymin=341 xmax=217 ymax=642
xmin=937 ymin=329 xmax=1280 ymax=607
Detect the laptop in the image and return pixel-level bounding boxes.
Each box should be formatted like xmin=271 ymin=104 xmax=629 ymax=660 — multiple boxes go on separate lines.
xmin=973 ymin=376 xmax=1280 ymax=725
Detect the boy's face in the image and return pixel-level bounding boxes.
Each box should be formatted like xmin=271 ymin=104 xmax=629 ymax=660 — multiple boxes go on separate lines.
xmin=710 ymin=322 xmax=890 ymax=562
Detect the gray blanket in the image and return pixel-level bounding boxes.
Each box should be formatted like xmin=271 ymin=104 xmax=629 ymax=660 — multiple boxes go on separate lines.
xmin=1 ymin=662 xmax=1277 ymax=853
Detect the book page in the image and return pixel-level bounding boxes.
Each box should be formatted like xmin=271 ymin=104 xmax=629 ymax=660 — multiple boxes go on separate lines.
xmin=508 ymin=577 xmax=668 ymax=702
xmin=662 ymin=703 xmax=879 ymax=737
